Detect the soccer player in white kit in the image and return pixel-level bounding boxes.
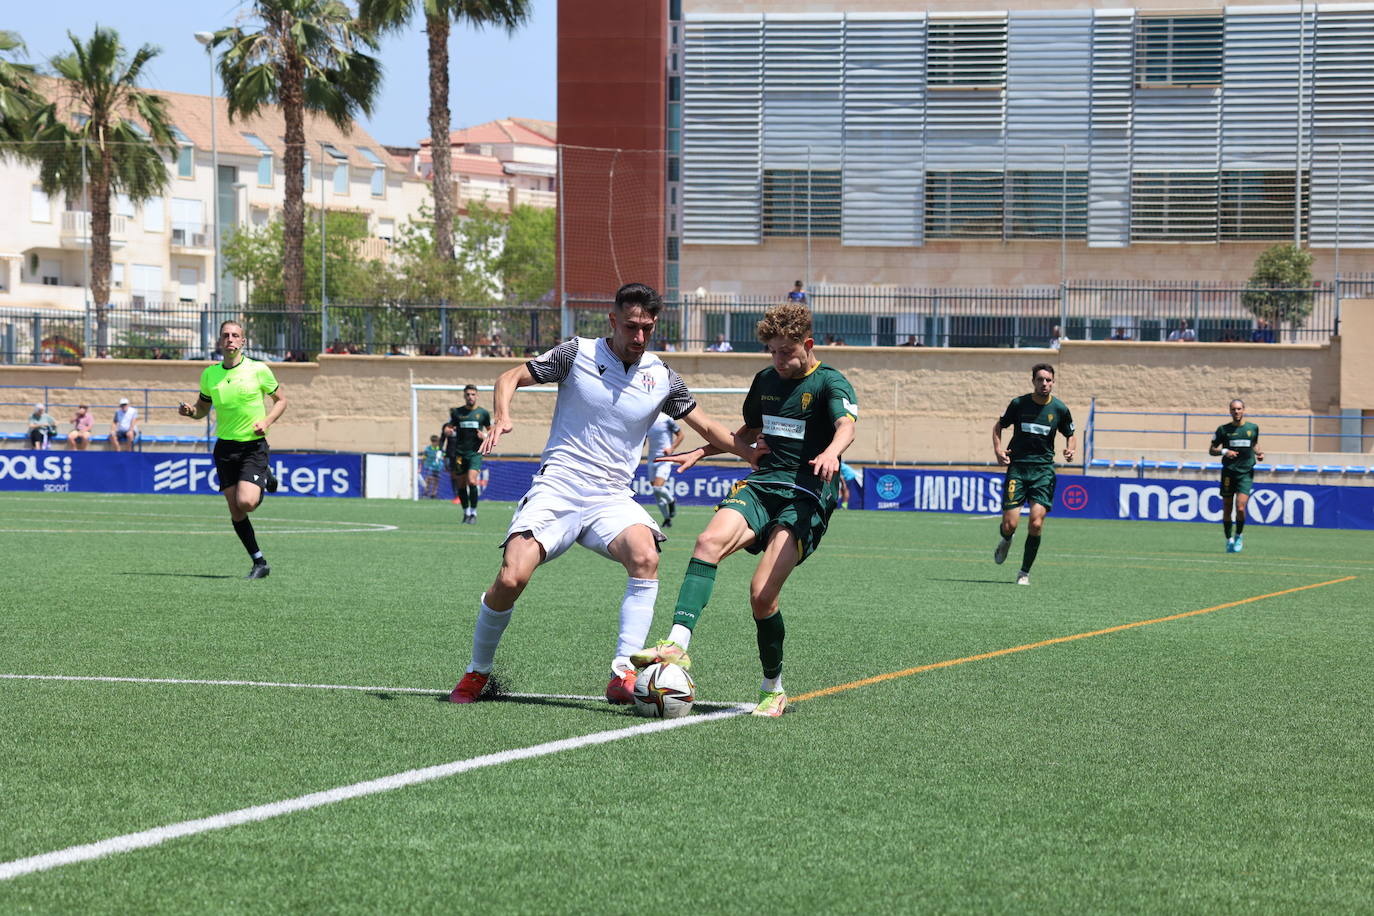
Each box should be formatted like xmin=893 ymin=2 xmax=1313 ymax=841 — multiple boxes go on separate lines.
xmin=450 ymin=283 xmax=753 ymax=705
xmin=644 ymin=412 xmax=684 ymax=527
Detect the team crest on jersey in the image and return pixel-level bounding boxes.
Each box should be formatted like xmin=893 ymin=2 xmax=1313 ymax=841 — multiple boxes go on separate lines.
xmin=639 ymin=371 xmax=656 ymax=391
xmin=800 ymin=392 xmax=813 ymax=410
xmin=1048 ymin=413 xmax=1054 ymax=422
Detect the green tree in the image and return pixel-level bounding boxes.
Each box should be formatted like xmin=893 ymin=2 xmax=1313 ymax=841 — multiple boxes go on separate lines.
xmin=222 ymin=209 xmax=371 ymax=305
xmin=28 ymin=27 xmax=177 ymax=352
xmin=358 ymin=0 xmax=530 ymax=263
xmin=1241 ymin=243 xmax=1315 ymax=328
xmin=497 ymin=203 xmax=554 ymax=304
xmin=213 ymin=0 xmax=381 ymax=327
xmin=0 ymin=31 xmax=41 ymax=149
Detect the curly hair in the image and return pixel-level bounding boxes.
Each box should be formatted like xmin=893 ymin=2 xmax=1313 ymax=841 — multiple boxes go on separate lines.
xmin=756 ymin=303 xmax=813 ymax=343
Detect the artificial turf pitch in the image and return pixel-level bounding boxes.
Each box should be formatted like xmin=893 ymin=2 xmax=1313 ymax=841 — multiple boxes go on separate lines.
xmin=2 ymin=491 xmax=1372 ymax=912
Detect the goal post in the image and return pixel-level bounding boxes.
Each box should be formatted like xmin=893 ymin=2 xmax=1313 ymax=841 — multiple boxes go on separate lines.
xmin=408 ymin=382 xmax=749 ymax=500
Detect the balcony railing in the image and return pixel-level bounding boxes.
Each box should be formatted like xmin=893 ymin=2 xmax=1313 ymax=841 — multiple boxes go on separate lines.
xmin=60 ymin=211 xmax=128 ymax=246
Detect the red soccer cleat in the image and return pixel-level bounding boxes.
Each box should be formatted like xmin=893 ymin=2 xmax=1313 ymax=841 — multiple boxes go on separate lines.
xmin=449 ymin=671 xmax=489 ymax=704
xmin=605 ymin=669 xmax=636 ymax=705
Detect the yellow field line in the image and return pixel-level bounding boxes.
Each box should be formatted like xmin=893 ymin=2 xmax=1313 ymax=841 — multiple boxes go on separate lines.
xmin=791 ymin=575 xmax=1357 ymax=704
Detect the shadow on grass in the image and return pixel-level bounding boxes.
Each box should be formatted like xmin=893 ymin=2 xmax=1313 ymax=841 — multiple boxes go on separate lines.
xmin=118 ymin=572 xmax=237 ymax=580
xmin=927 ymin=577 xmax=1017 ymax=586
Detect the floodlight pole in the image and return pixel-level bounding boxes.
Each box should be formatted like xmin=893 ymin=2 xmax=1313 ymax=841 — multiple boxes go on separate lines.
xmin=195 ymin=32 xmax=220 ymax=306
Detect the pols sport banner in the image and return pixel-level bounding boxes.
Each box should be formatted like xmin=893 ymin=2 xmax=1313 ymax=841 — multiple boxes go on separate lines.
xmin=473 ymin=459 xmax=751 ymax=507
xmin=0 ymin=449 xmax=362 ymax=497
xmin=859 ymin=467 xmax=1374 ymax=531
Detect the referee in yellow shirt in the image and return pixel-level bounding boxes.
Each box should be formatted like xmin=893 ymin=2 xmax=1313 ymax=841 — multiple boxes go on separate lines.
xmin=179 ymin=320 xmax=287 ymax=578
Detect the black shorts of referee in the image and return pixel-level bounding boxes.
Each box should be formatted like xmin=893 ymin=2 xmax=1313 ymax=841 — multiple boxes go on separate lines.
xmin=214 ymin=438 xmax=271 ymax=490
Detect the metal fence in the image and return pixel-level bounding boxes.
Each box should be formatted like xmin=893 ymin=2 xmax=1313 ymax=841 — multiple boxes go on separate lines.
xmin=3 ymin=276 xmax=1371 ymax=364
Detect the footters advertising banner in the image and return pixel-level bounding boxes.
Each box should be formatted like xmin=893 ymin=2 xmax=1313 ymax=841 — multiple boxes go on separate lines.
xmin=860 ymin=467 xmax=1374 ymax=531
xmin=0 ymin=450 xmax=362 ymax=498
xmin=472 ymin=460 xmax=752 ymax=507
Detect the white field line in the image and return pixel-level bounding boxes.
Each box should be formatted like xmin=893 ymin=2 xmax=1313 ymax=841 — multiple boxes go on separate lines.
xmin=0 ymin=703 xmax=750 ymax=882
xmin=0 ymin=673 xmax=743 ymax=709
xmin=0 ymin=526 xmax=398 ymax=535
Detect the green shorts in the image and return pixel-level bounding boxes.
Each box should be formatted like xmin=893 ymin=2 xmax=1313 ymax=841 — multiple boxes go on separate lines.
xmin=1220 ymin=468 xmax=1253 ymax=497
xmin=1002 ymin=464 xmax=1057 ymax=511
xmin=717 ymin=480 xmax=832 ymax=565
xmin=450 ymin=450 xmax=483 ymax=475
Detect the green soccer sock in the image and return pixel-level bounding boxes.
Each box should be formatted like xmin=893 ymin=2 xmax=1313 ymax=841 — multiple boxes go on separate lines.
xmin=1224 ymin=520 xmax=1234 ymax=539
xmin=457 ymin=483 xmax=469 ymax=509
xmin=1021 ymin=535 xmax=1042 ymax=573
xmin=755 ymin=610 xmax=785 ymax=680
xmin=468 ymin=484 xmax=480 ymax=508
xmin=672 ymin=558 xmax=717 ymax=631
xmin=1235 ymin=514 xmax=1245 ymax=534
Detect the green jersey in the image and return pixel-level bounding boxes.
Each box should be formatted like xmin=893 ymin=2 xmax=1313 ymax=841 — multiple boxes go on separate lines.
xmin=448 ymin=405 xmax=491 ymax=453
xmin=1212 ymin=421 xmax=1260 ymax=472
xmin=199 ymin=357 xmax=279 ymax=442
xmin=742 ymin=362 xmax=858 ymax=505
xmin=999 ymin=394 xmax=1075 ymax=466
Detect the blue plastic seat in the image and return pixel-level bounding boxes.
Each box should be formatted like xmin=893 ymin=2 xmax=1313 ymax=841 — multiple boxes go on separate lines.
xmin=1204 ymin=462 xmax=1223 ymax=471
xmin=1089 ymin=458 xmax=1110 ymax=468
xmin=1297 ymin=464 xmax=1320 ymax=473
xmin=1320 ymin=465 xmax=1345 ymax=474
xmin=1273 ymin=464 xmax=1296 ymax=473
xmin=1155 ymin=461 xmax=1180 ymax=471
xmin=1345 ymin=465 xmax=1371 ymax=475
xmin=1181 ymin=461 xmax=1204 ymax=470
xmin=1111 ymin=459 xmax=1137 ymax=469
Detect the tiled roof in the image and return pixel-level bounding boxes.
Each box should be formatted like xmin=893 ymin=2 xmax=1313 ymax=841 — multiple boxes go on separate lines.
xmin=421 ymin=117 xmax=556 ymax=149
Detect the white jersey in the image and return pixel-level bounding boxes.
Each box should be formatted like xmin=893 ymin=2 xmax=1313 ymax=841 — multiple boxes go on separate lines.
xmin=644 ymin=413 xmax=681 ymax=460
xmin=527 ymin=338 xmax=695 ymax=489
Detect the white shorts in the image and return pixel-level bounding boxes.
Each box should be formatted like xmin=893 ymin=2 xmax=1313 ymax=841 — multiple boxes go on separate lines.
xmin=648 ymin=458 xmax=675 ymax=484
xmin=504 ymin=473 xmax=664 ymax=563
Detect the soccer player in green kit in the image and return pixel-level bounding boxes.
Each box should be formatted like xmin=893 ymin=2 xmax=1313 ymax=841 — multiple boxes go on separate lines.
xmin=178 ymin=320 xmax=287 ymax=579
xmin=1210 ymin=398 xmax=1264 ymax=553
xmin=992 ymin=363 xmax=1076 ymax=586
xmin=446 ymin=384 xmax=491 ymax=523
xmin=633 ymin=303 xmax=858 ymax=718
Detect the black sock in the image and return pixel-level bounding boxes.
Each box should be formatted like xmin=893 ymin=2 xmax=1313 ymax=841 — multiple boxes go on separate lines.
xmin=233 ymin=518 xmax=262 ymax=560
xmin=468 ymin=484 xmax=479 ymax=508
xmin=1236 ymin=515 xmax=1245 ymax=534
xmin=457 ymin=484 xmax=469 ymax=509
xmin=755 ymin=611 xmax=785 ymax=680
xmin=1224 ymin=520 xmax=1234 ymax=539
xmin=1021 ymin=535 xmax=1041 ymax=572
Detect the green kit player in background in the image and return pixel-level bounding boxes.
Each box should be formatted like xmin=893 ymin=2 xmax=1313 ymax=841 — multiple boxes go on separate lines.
xmin=992 ymin=363 xmax=1076 ymax=586
xmin=179 ymin=320 xmax=287 ymax=579
xmin=1210 ymin=398 xmax=1264 ymax=553
xmin=446 ymin=384 xmax=492 ymax=523
xmin=634 ymin=303 xmax=858 ymax=718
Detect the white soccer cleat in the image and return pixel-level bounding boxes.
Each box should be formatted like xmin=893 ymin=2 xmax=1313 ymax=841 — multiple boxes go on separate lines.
xmin=1015 ymin=571 xmax=1030 ymax=586
xmin=993 ymin=537 xmax=1011 ymax=565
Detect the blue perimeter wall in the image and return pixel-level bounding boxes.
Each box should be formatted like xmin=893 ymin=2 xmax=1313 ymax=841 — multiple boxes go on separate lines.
xmin=6 ymin=451 xmax=1371 ymax=531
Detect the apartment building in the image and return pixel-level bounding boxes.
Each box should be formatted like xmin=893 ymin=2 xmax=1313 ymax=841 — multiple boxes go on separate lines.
xmin=412 ymin=117 xmax=558 ymax=213
xmin=0 ymin=85 xmax=430 ymax=312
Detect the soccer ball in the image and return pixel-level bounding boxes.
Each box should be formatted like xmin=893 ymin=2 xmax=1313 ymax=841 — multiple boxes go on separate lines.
xmin=632 ymin=662 xmax=695 ymax=719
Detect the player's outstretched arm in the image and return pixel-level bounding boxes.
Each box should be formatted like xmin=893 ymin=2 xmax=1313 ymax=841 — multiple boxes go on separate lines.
xmin=667 ymin=411 xmax=761 ymax=471
xmin=808 ymin=416 xmax=857 ymax=482
xmin=482 ymin=363 xmax=537 ymax=455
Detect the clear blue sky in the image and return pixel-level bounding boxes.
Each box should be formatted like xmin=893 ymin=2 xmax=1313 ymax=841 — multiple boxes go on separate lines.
xmin=6 ymin=0 xmax=557 ymax=147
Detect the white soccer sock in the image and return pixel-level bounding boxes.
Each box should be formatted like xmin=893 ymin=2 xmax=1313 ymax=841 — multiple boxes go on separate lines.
xmin=652 ymin=484 xmax=671 ymax=514
xmin=762 ymin=675 xmax=783 ymax=693
xmin=668 ymin=623 xmax=692 ymax=650
xmin=468 ymin=594 xmax=513 ymax=674
xmin=615 ymin=577 xmax=659 ymax=672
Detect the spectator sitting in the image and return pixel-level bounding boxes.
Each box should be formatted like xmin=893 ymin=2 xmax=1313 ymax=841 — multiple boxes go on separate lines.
xmin=655 ymin=337 xmax=677 ymax=352
xmin=447 ymin=335 xmax=471 ymax=357
xmin=707 ymin=333 xmax=733 ymax=352
xmin=1167 ymin=319 xmax=1197 ymax=342
xmin=152 ymin=346 xmax=172 ymax=359
xmin=27 ymin=403 xmax=57 ymax=449
xmin=835 ymin=337 xmax=847 ymax=346
xmin=388 ymin=343 xmax=405 ymax=356
xmin=1251 ymin=317 xmax=1276 ymax=343
xmin=1111 ymin=327 xmax=1131 ymax=341
xmin=1049 ymin=325 xmax=1063 ymax=351
xmin=67 ymin=404 xmax=94 ymax=450
xmin=110 ymin=397 xmax=140 ymax=452
xmin=899 ymin=334 xmax=920 ymax=347
xmin=787 ymin=280 xmax=808 ymax=303
xmin=487 ymin=334 xmax=512 ymax=357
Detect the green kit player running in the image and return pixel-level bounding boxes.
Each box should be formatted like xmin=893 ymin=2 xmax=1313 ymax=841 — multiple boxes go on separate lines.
xmin=446 ymin=384 xmax=492 ymax=523
xmin=634 ymin=303 xmax=858 ymax=718
xmin=992 ymin=363 xmax=1076 ymax=586
xmin=178 ymin=320 xmax=287 ymax=579
xmin=1210 ymin=398 xmax=1264 ymax=553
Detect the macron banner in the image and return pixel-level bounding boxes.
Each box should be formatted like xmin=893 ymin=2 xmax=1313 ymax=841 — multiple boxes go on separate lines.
xmin=859 ymin=466 xmax=1374 ymax=531
xmin=0 ymin=449 xmax=362 ymax=498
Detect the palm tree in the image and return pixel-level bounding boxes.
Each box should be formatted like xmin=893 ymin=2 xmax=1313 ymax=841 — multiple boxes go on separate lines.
xmin=214 ymin=0 xmax=381 ymax=325
xmin=0 ymin=31 xmax=41 ymax=152
xmin=29 ymin=27 xmax=177 ymax=351
xmin=359 ymin=0 xmax=530 ymax=262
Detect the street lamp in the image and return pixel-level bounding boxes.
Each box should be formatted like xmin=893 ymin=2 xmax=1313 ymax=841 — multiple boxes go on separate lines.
xmin=194 ymin=31 xmax=220 ymax=308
